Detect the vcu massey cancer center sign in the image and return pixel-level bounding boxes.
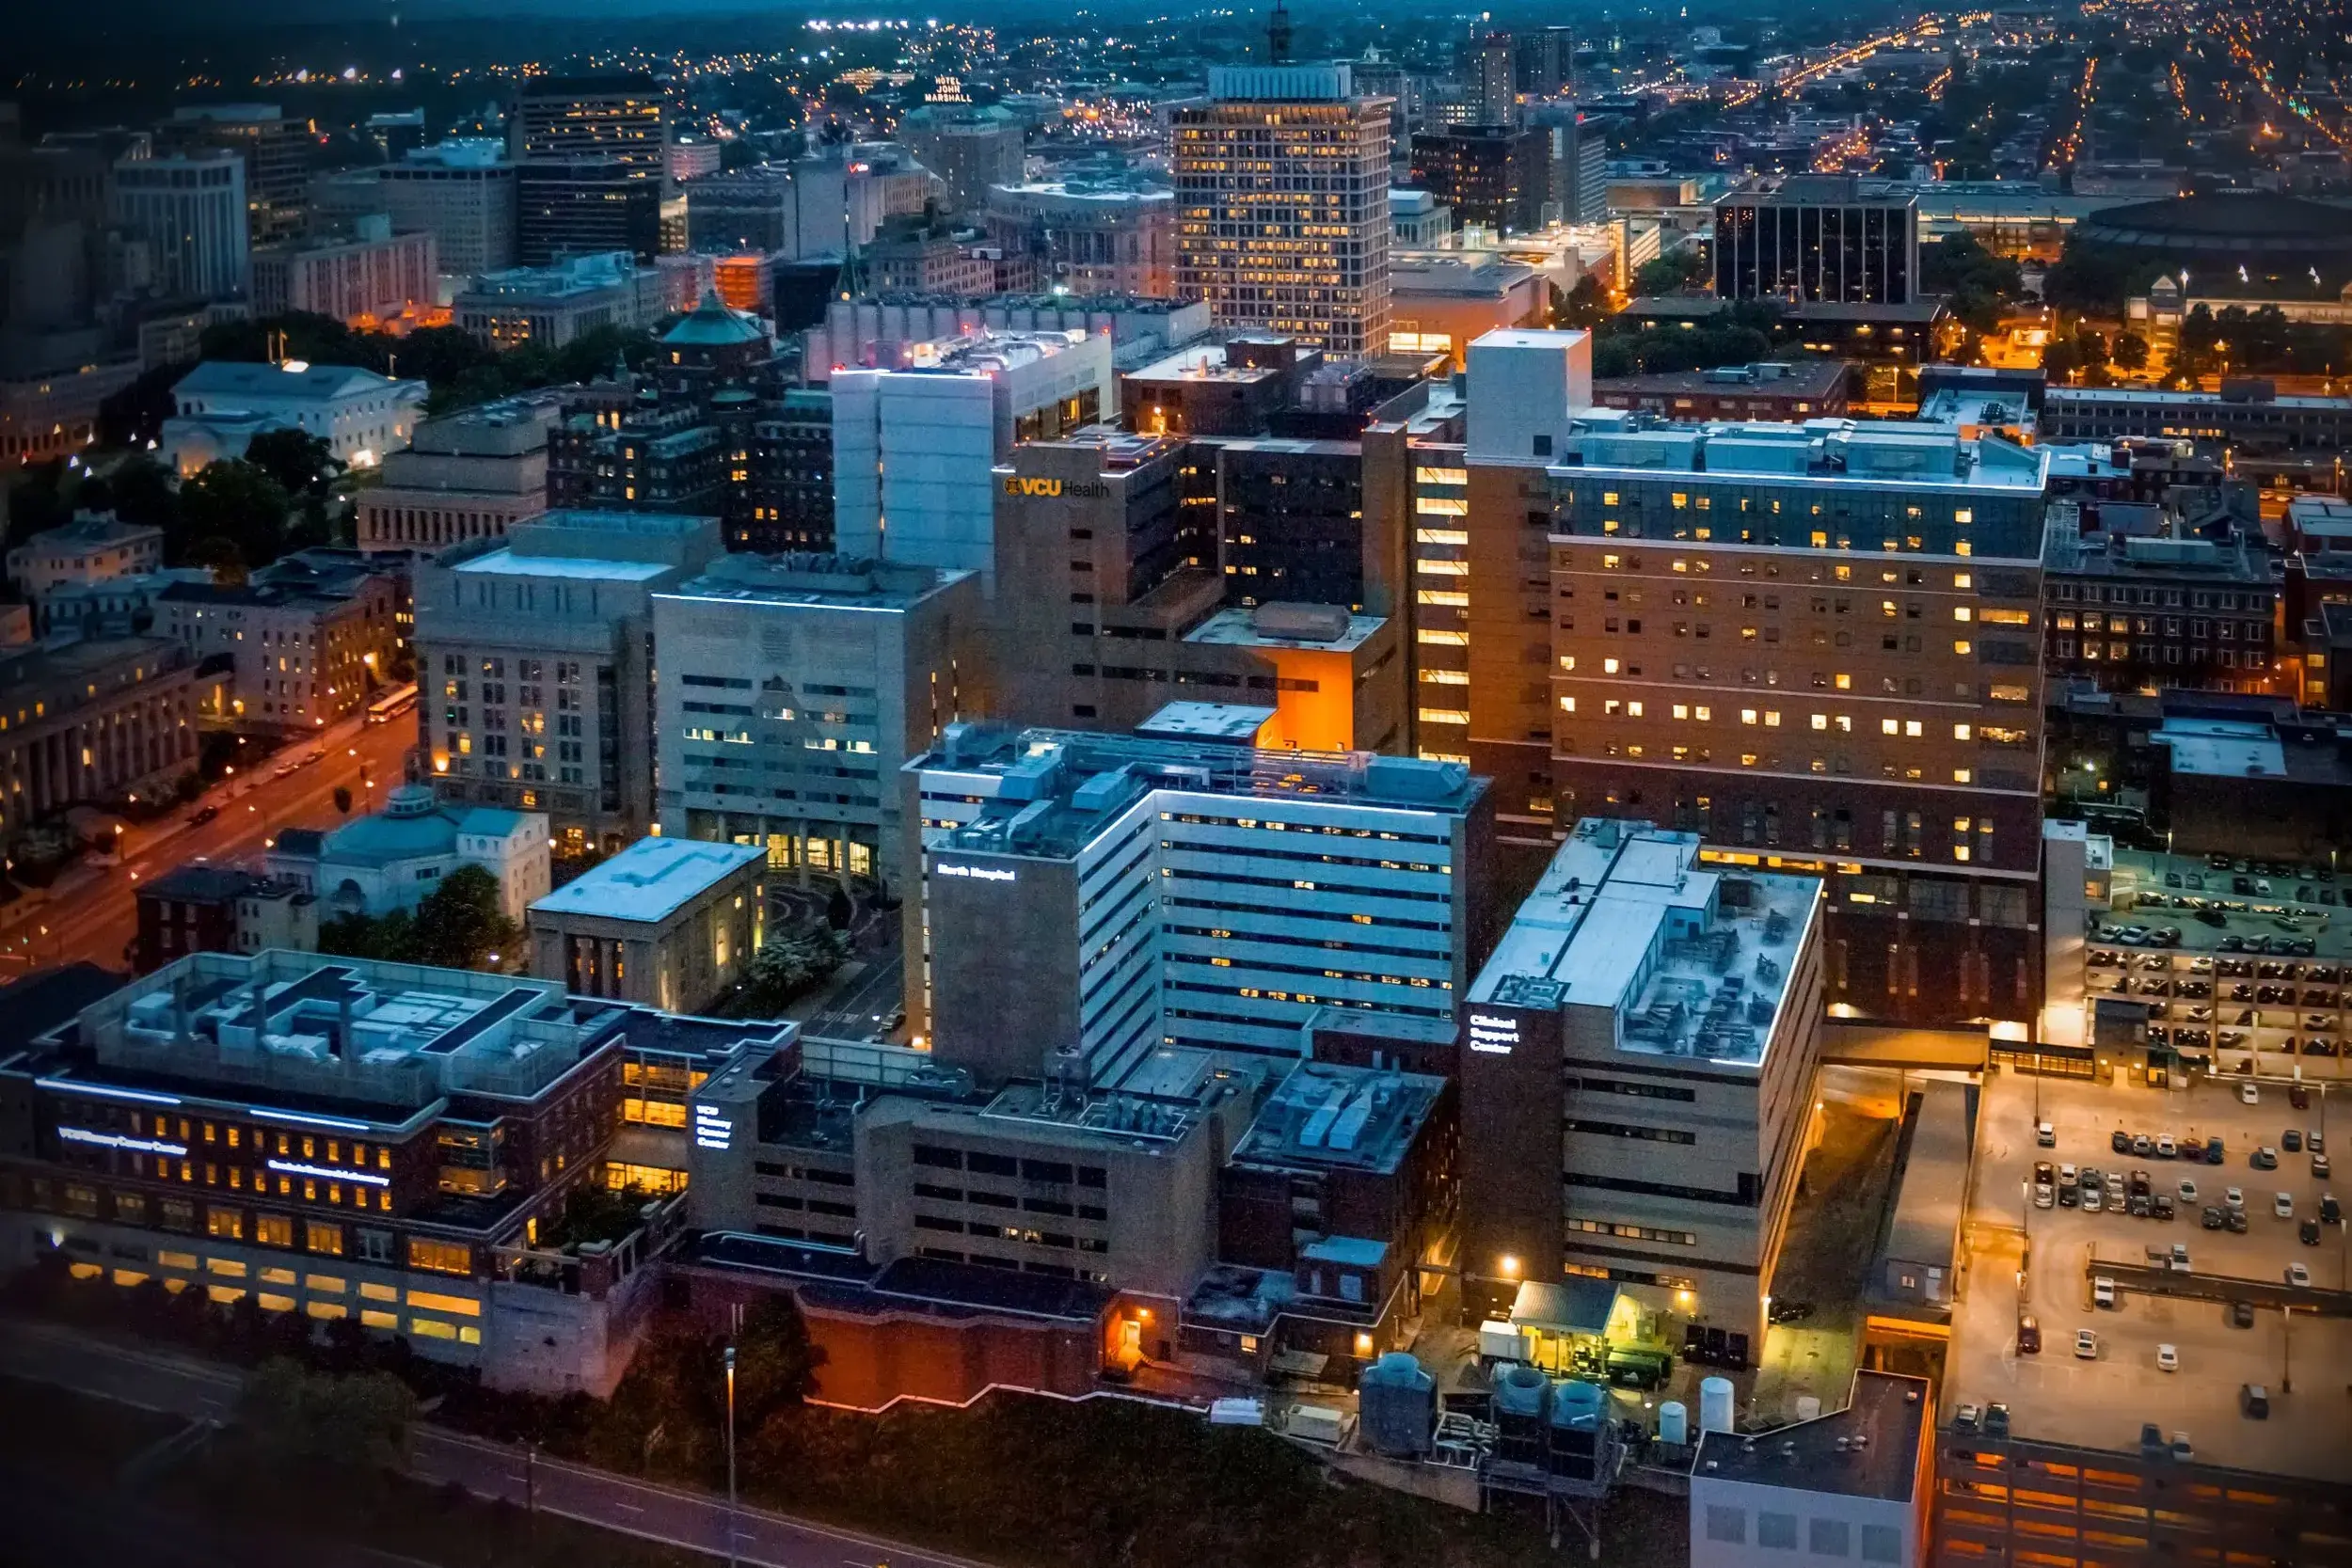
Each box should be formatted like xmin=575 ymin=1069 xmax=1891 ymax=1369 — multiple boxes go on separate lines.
xmin=1002 ymin=476 xmax=1110 ymax=499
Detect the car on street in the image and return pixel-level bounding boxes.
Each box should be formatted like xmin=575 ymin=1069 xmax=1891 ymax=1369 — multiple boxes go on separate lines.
xmin=2232 ymin=1301 xmax=2256 ymax=1329
xmin=2275 ymin=1192 xmax=2295 ymax=1218
xmin=2017 ymin=1317 xmax=2041 ymax=1354
xmin=2323 ymin=1195 xmax=2342 ymax=1225
xmin=2074 ymin=1329 xmax=2098 ymax=1359
xmin=2253 ymin=1146 xmax=2279 ymax=1170
xmin=2301 ymin=1219 xmax=2322 ymax=1245
xmin=186 ymin=805 xmax=219 ymax=826
xmin=2283 ymin=1130 xmax=2302 ymax=1153
xmin=2316 ymin=1154 xmax=2332 ymax=1180
xmin=2037 ymin=1121 xmax=2055 ymax=1147
xmin=2178 ymin=1178 xmax=2199 ymax=1203
xmin=2225 ymin=1186 xmax=2246 ymax=1210
xmin=2156 ymin=1343 xmax=2179 ymax=1372
xmin=2201 ymin=1205 xmax=2224 ymax=1228
xmin=2285 ymin=1262 xmax=2311 ymax=1289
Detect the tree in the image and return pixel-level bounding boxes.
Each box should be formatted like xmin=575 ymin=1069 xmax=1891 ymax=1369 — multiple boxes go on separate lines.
xmin=243 ymin=428 xmax=338 ymax=498
xmin=1549 ymin=274 xmax=1607 ymax=330
xmin=1632 ymin=249 xmax=1706 ymax=297
xmin=409 ymin=863 xmax=521 ymax=970
xmin=107 ymin=453 xmax=181 ymax=532
xmin=237 ymin=1357 xmax=416 ymax=1472
xmin=739 ymin=926 xmax=851 ymax=1014
xmin=176 ymin=459 xmax=292 ymax=571
xmin=2112 ymin=330 xmax=2150 ymax=372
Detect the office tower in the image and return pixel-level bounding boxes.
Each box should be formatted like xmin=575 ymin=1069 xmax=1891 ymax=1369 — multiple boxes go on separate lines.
xmin=1408 ymin=126 xmax=1549 ymax=234
xmin=510 ymin=75 xmax=667 ymax=264
xmin=156 ymin=103 xmax=310 ymax=244
xmin=364 ymin=110 xmax=429 ymax=163
xmin=1713 ymin=174 xmax=1920 ymax=305
xmin=989 ymin=429 xmax=1406 ymax=752
xmin=109 ymin=151 xmax=249 ymax=301
xmin=1544 ymin=112 xmax=1610 ymax=224
xmin=742 ymin=388 xmax=835 ymax=553
xmin=682 ymin=160 xmax=878 ymax=260
xmin=896 ymin=103 xmax=1025 ymax=214
xmin=377 ymin=141 xmax=518 ymax=281
xmin=413 ymin=510 xmax=723 ymax=854
xmin=652 ymin=553 xmax=984 ymax=887
xmin=1459 ymin=818 xmax=1825 ymax=1356
xmin=983 ymin=168 xmax=1177 ymax=298
xmin=830 ymin=329 xmax=1113 ymax=580
xmin=903 ymin=724 xmax=1493 ymax=1088
xmin=1514 ymin=26 xmax=1575 ymax=98
xmin=1473 ymin=333 xmax=2053 ymax=1028
xmin=1171 ymin=53 xmax=1393 ymax=358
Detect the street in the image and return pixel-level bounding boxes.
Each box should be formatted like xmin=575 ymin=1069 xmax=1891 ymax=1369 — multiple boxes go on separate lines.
xmin=0 ymin=713 xmax=416 ymax=974
xmin=0 ymin=1320 xmax=989 ymax=1568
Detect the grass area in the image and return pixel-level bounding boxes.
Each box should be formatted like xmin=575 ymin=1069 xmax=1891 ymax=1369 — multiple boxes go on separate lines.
xmin=0 ymin=1375 xmax=714 ymax=1568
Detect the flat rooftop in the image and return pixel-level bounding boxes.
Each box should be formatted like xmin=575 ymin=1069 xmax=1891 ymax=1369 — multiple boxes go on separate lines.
xmin=1469 ymin=818 xmax=1818 ymax=1069
xmin=1133 ymin=701 xmax=1274 ymax=743
xmin=48 ymin=953 xmax=601 ymax=1118
xmin=1692 ymin=1370 xmax=1930 ymax=1502
xmin=1879 ymin=1078 xmax=1974 ymax=1279
xmin=530 ymin=836 xmax=765 ymax=926
xmin=1184 ymin=605 xmax=1382 ymax=654
xmin=453 ymin=549 xmax=671 ymax=582
xmin=656 ymin=552 xmax=971 ymax=611
xmin=1228 ymin=1060 xmax=1446 ymax=1177
xmin=1551 ymin=415 xmax=2049 ymax=495
xmin=914 ymin=724 xmax=1485 ymax=863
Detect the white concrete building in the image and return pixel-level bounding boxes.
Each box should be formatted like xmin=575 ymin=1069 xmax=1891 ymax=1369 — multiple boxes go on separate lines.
xmin=831 ymin=329 xmax=1113 ymax=583
xmin=451 ymin=252 xmax=666 ymax=351
xmin=651 ymin=552 xmax=986 ymax=887
xmin=162 ymin=360 xmax=429 ymax=475
xmin=8 ymin=514 xmax=167 ymax=632
xmin=906 ymin=724 xmax=1493 ymax=1089
xmin=266 ymin=782 xmax=548 ymax=924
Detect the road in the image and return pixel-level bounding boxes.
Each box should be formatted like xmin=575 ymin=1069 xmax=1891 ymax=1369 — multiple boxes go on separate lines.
xmin=0 ymin=713 xmax=416 ymax=974
xmin=0 ymin=1320 xmax=988 ymax=1568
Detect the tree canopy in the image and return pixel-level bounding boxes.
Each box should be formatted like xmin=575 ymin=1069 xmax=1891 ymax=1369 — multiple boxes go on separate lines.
xmin=318 ymin=863 xmax=522 ymax=972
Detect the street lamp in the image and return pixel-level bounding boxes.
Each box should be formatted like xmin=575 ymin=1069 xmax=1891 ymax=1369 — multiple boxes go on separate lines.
xmin=723 ymin=1343 xmax=739 ymax=1568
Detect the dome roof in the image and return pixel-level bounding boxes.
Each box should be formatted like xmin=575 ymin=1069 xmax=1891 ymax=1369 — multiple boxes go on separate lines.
xmin=662 ymin=291 xmax=768 ymax=348
xmin=2077 ymin=194 xmax=2352 ymax=258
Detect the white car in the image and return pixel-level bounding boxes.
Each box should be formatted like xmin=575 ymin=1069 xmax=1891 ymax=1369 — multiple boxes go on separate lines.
xmin=2060 ymin=1164 xmax=2079 ymax=1185
xmin=2155 ymin=1133 xmax=2177 ymax=1158
xmin=2034 ymin=1182 xmax=2054 ymax=1209
xmin=2092 ymin=1275 xmax=2118 ymax=1308
xmin=2084 ymin=1187 xmax=2105 ymax=1212
xmin=2225 ymin=1186 xmax=2246 ymax=1211
xmin=2178 ymin=1179 xmax=2199 ymax=1203
xmin=2156 ymin=1343 xmax=2179 ymax=1372
xmin=2074 ymin=1328 xmax=2099 ymax=1359
xmin=2037 ymin=1120 xmax=2056 ymax=1147
xmin=2240 ymin=1083 xmax=2261 ymax=1104
xmin=2274 ymin=1192 xmax=2295 ymax=1218
xmin=2286 ymin=1262 xmax=2312 ymax=1289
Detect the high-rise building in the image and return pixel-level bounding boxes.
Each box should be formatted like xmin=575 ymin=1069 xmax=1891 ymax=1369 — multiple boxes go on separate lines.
xmin=1171 ymin=58 xmax=1393 ymax=358
xmin=510 ymin=76 xmax=667 ymax=264
xmin=896 ymin=103 xmax=1025 ymax=214
xmin=1453 ymin=327 xmax=2052 ymax=1028
xmin=413 ymin=509 xmax=724 ymax=854
xmin=1408 ymin=126 xmax=1549 ymax=234
xmin=250 ymin=217 xmax=437 ymax=325
xmin=377 ymin=141 xmax=518 ymax=282
xmin=1534 ymin=110 xmax=1610 ymax=224
xmin=109 ymin=151 xmax=249 ymax=301
xmin=1513 ymin=26 xmax=1575 ymax=98
xmin=155 ymin=103 xmax=310 ymax=245
xmin=1459 ymin=817 xmax=1825 ymax=1356
xmin=903 ymin=723 xmax=1494 ymax=1088
xmin=830 ymin=328 xmax=1113 ymax=581
xmin=1471 ymin=33 xmax=1518 ymax=127
xmin=651 ymin=552 xmax=985 ymax=888
xmin=1713 ymin=175 xmax=1920 ymax=306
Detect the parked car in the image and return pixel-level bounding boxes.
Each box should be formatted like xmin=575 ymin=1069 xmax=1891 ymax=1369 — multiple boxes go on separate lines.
xmin=2017 ymin=1317 xmax=2041 ymax=1354
xmin=2178 ymin=1178 xmax=2199 ymax=1203
xmin=2283 ymin=1130 xmax=2303 ymax=1153
xmin=2154 ymin=1133 xmax=2177 ymax=1158
xmin=2112 ymin=1129 xmax=2133 ymax=1153
xmin=2225 ymin=1186 xmax=2246 ymax=1210
xmin=2156 ymin=1343 xmax=2179 ymax=1372
xmin=2201 ymin=1205 xmax=2225 ymax=1229
xmin=2285 ymin=1262 xmax=2311 ymax=1289
xmin=2290 ymin=1084 xmax=2311 ymax=1110
xmin=2253 ymin=1146 xmax=2279 ymax=1170
xmin=2231 ymin=1301 xmax=2255 ymax=1329
xmin=2275 ymin=1192 xmax=2295 ymax=1218
xmin=2092 ymin=1276 xmax=2118 ymax=1308
xmin=2300 ymin=1219 xmax=2322 ymax=1245
xmin=2036 ymin=1121 xmax=2055 ymax=1147
xmin=2242 ymin=1384 xmax=2269 ymax=1418
xmin=2074 ymin=1329 xmax=2099 ymax=1359
xmin=186 ymin=805 xmax=219 ymax=826
xmin=2321 ymin=1194 xmax=2341 ymax=1225
xmin=2240 ymin=1083 xmax=2261 ymax=1104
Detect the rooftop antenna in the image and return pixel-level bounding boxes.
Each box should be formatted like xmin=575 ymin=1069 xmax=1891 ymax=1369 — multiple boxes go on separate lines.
xmin=1267 ymin=0 xmax=1294 ymax=63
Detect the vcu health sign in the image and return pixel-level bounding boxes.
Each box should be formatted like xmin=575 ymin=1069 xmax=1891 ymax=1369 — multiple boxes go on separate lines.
xmin=1002 ymin=476 xmax=1109 ymax=499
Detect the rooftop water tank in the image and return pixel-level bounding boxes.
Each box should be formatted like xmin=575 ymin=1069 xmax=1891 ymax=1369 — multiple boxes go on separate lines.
xmin=1358 ymin=1352 xmax=1437 ymax=1458
xmin=1658 ymin=1401 xmax=1690 ymax=1447
xmin=1700 ymin=1376 xmax=1737 ymax=1435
